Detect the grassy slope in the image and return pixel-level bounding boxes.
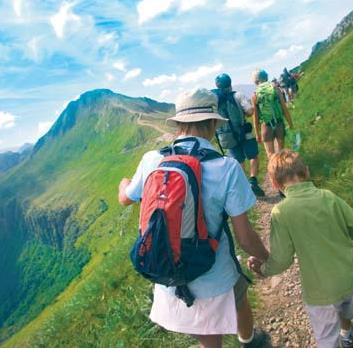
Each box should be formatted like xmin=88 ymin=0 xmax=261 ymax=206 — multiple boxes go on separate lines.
xmin=292 ymin=30 xmax=353 ymax=205
xmin=1 ymin=103 xmax=198 ymax=347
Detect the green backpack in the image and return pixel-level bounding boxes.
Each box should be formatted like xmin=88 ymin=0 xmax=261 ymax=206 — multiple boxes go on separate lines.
xmin=256 ymin=82 xmax=284 ymax=127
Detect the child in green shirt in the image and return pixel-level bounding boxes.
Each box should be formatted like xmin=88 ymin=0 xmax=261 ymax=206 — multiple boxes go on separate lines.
xmin=248 ymin=149 xmax=353 ymax=348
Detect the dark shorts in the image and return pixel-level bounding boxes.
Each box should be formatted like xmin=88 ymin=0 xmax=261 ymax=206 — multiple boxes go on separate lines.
xmin=228 ymin=137 xmax=259 ymax=164
xmin=233 ymin=275 xmax=249 ymax=308
xmin=261 ymin=122 xmax=285 ymax=142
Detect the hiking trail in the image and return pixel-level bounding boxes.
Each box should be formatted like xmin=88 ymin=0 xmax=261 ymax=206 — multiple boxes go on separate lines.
xmin=137 ymin=114 xmax=174 ymax=143
xmin=254 ymin=176 xmax=315 ymax=348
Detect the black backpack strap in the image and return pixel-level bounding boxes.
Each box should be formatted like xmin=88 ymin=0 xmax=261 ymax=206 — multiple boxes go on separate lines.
xmin=214 ymin=133 xmax=225 ymax=156
xmin=175 ymin=285 xmax=195 ymax=307
xmin=197 ymin=148 xmax=223 ymax=162
xmin=222 ymin=212 xmax=252 ymax=284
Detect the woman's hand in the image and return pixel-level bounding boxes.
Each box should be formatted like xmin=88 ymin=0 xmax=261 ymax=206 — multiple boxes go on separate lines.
xmin=247 ymin=256 xmax=264 ymax=277
xmin=118 ymin=178 xmax=134 ymax=206
xmin=119 ymin=178 xmax=131 ymax=192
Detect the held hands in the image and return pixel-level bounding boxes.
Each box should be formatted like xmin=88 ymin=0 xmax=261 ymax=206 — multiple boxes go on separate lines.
xmin=247 ymin=256 xmax=264 ymax=277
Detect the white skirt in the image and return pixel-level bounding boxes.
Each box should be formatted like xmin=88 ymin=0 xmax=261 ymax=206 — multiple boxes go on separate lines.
xmin=149 ymin=285 xmax=238 ymax=335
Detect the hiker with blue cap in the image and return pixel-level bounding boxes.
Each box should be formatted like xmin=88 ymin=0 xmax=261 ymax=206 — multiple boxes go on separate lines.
xmin=212 ymin=73 xmax=265 ymax=197
xmin=252 ymin=69 xmax=294 ymax=159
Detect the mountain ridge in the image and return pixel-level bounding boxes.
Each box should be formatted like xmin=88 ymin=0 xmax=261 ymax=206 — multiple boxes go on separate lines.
xmin=311 ymin=9 xmax=353 ymax=57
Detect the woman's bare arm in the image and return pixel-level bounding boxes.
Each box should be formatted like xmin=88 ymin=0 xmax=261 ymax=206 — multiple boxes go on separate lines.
xmin=231 ymin=213 xmax=269 ymax=262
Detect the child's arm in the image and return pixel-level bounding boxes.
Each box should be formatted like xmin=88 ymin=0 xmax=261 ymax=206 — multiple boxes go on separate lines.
xmin=277 ymin=89 xmax=294 ymax=129
xmin=260 ymin=207 xmax=295 ymax=276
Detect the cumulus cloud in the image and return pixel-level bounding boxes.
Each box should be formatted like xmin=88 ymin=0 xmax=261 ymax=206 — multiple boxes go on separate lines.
xmin=159 ymin=89 xmax=172 ymax=100
xmin=137 ymin=0 xmax=174 ymax=24
xmin=113 ymin=60 xmax=127 ymax=72
xmin=143 ymin=73 xmax=177 ymax=86
xmin=226 ymin=0 xmax=275 ymax=14
xmin=137 ymin=0 xmax=207 ymax=24
xmin=0 ymin=111 xmax=16 ymax=129
xmin=50 ymin=2 xmax=81 ymax=39
xmin=38 ymin=121 xmax=54 ymax=137
xmin=26 ymin=37 xmax=43 ymax=62
xmin=179 ymin=63 xmax=223 ymax=83
xmin=124 ymin=68 xmax=142 ymax=80
xmin=274 ymin=45 xmax=304 ymax=60
xmin=179 ymin=0 xmax=206 ymax=12
xmin=12 ymin=0 xmax=23 ymax=17
xmin=143 ymin=63 xmax=222 ymax=88
xmin=105 ymin=72 xmax=115 ymax=82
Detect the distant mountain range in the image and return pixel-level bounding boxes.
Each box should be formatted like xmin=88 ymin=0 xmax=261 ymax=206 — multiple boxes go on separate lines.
xmin=0 ymin=143 xmax=33 ymax=173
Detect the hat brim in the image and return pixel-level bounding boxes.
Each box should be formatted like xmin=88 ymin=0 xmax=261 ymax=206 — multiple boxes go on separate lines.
xmin=166 ymin=112 xmax=228 ymax=127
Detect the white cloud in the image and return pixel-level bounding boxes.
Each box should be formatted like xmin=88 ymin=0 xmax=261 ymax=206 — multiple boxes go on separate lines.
xmin=143 ymin=73 xmax=177 ymax=86
xmin=179 ymin=0 xmax=206 ymax=12
xmin=179 ymin=63 xmax=223 ymax=83
xmin=113 ymin=60 xmax=127 ymax=72
xmin=137 ymin=0 xmax=174 ymax=24
xmin=0 ymin=111 xmax=16 ymax=129
xmin=50 ymin=2 xmax=81 ymax=39
xmin=12 ymin=0 xmax=23 ymax=17
xmin=274 ymin=44 xmax=304 ymax=60
xmin=226 ymin=0 xmax=275 ymax=14
xmin=38 ymin=121 xmax=54 ymax=137
xmin=137 ymin=0 xmax=207 ymax=24
xmin=105 ymin=72 xmax=115 ymax=82
xmin=26 ymin=37 xmax=43 ymax=62
xmin=160 ymin=89 xmax=172 ymax=100
xmin=124 ymin=68 xmax=142 ymax=80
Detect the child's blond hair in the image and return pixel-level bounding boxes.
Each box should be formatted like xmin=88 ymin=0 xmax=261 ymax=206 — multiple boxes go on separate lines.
xmin=268 ymin=149 xmax=308 ymax=187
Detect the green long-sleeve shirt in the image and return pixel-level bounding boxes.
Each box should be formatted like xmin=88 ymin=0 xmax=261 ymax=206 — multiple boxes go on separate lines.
xmin=261 ymin=181 xmax=353 ymax=305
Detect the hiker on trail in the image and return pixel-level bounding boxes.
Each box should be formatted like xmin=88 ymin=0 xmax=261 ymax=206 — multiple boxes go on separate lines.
xmin=252 ymin=69 xmax=294 ymax=159
xmin=272 ymin=78 xmax=286 ymax=102
xmin=280 ymin=68 xmax=298 ymax=101
xmin=248 ymin=150 xmax=353 ymax=348
xmin=118 ymin=89 xmax=270 ymax=348
xmin=212 ymin=73 xmax=265 ymax=197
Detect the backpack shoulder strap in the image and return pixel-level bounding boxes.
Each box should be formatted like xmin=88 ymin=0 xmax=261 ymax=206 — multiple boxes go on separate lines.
xmin=197 ymin=148 xmax=223 ymax=162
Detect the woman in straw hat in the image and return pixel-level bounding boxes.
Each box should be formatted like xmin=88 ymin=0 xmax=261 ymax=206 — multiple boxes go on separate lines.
xmin=119 ymin=89 xmax=269 ymax=348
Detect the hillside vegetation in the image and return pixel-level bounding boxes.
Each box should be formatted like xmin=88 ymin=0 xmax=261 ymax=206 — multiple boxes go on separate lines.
xmin=293 ymin=30 xmax=353 ymax=205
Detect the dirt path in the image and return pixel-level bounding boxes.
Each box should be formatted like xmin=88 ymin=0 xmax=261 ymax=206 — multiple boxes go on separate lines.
xmin=137 ymin=114 xmax=174 ymax=143
xmin=254 ymin=177 xmax=316 ymax=347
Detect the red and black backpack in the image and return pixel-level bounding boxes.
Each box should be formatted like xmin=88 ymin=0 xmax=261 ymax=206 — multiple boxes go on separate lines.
xmin=130 ymin=137 xmax=248 ymax=306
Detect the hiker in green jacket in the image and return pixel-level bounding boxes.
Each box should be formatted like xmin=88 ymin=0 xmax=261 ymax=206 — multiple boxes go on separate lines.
xmin=252 ymin=69 xmax=293 ymax=159
xmin=248 ymin=150 xmax=353 ymax=348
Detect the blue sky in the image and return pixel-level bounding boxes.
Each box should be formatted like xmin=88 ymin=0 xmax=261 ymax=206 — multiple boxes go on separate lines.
xmin=0 ymin=0 xmax=352 ymax=150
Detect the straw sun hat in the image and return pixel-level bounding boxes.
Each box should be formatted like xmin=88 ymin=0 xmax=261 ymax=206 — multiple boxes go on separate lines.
xmin=167 ymin=88 xmax=227 ymax=127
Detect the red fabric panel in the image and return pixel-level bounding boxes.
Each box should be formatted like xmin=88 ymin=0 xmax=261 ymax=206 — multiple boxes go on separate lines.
xmin=163 ymin=172 xmax=185 ymax=262
xmin=139 ymin=169 xmax=185 ymax=263
xmin=160 ymin=155 xmax=209 ymax=240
